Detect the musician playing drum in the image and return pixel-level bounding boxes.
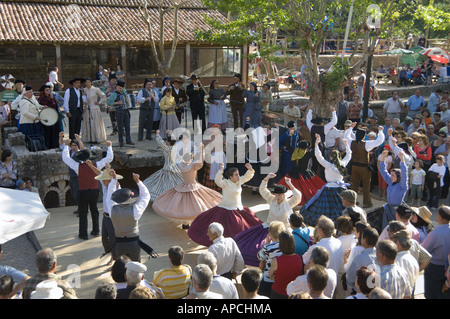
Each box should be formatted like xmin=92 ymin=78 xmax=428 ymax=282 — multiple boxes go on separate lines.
xmin=19 ymin=85 xmax=46 ymax=145
xmin=81 ymin=78 xmax=107 ymax=144
xmin=38 ymin=84 xmax=61 ymax=149
xmin=106 ymin=80 xmax=135 ymax=148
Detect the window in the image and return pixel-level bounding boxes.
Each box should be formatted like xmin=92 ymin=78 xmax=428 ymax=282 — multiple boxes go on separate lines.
xmin=191 ymin=47 xmax=242 ymax=77
xmin=0 ymin=45 xmax=56 ymax=83
xmin=127 ymin=46 xmax=185 ymax=77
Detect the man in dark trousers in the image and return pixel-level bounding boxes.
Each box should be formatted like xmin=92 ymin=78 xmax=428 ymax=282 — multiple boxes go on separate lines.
xmin=226 ymin=73 xmax=246 ymax=129
xmin=63 ymin=77 xmax=86 ymax=140
xmin=59 ymin=132 xmax=85 ymax=216
xmin=186 ymin=75 xmax=206 ymax=133
xmin=136 ymin=78 xmax=159 ymax=141
xmin=172 ymin=78 xmax=187 ymax=124
xmin=62 ymin=138 xmax=114 ymax=240
xmin=109 ymin=173 xmax=151 ymax=262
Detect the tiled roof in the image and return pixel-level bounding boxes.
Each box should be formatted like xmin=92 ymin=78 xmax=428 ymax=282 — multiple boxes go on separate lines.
xmin=0 ymin=1 xmax=227 ymax=44
xmin=2 ymin=0 xmax=207 ymax=9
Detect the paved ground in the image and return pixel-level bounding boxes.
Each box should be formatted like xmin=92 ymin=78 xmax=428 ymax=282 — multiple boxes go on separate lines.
xmin=2 ymin=86 xmax=444 ymax=299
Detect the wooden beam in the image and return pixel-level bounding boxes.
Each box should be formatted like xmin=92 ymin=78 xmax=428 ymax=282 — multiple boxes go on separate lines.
xmin=185 ymin=43 xmax=191 ymax=76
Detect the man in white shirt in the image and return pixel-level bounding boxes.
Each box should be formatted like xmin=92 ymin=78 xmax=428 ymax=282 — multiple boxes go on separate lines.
xmin=48 ymin=67 xmax=64 ymax=91
xmin=383 ymin=91 xmax=404 ymax=121
xmin=283 ymin=100 xmax=301 ymax=127
xmin=287 ymin=246 xmax=337 ymax=298
xmin=185 ymin=264 xmax=224 ymax=299
xmin=63 ymin=77 xmax=87 ymax=139
xmin=391 ymin=230 xmax=419 ymax=293
xmin=302 ymin=216 xmax=343 ymax=275
xmin=207 ymin=222 xmax=245 ymax=280
xmin=324 ymin=126 xmax=341 ymax=160
xmin=193 ymin=251 xmax=239 ymax=299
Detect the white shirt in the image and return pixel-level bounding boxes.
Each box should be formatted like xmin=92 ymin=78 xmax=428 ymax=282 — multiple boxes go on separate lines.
xmin=325 ymin=127 xmax=341 ymax=149
xmin=214 ymin=169 xmax=254 ymax=210
xmin=344 ymin=127 xmax=385 ymax=152
xmin=194 ymin=291 xmax=224 ymax=299
xmin=315 ymin=142 xmax=352 ymax=184
xmin=102 ymin=178 xmax=121 ymax=214
xmin=61 ymin=144 xmax=114 ymax=175
xmin=136 ymin=88 xmax=160 ymax=104
xmin=429 ymin=163 xmax=447 ymax=186
xmin=283 ymin=105 xmax=301 ymax=125
xmin=49 ymin=70 xmax=58 ymax=84
xmin=383 ymin=97 xmax=404 ymax=113
xmin=395 ymin=251 xmax=419 ymax=290
xmin=208 ymin=236 xmax=245 ymax=276
xmin=286 ymin=268 xmax=337 ymax=298
xmin=63 ymin=87 xmax=86 ymax=113
xmin=111 ymin=181 xmax=151 ymax=221
xmin=191 ymin=275 xmax=239 ymax=299
xmin=259 ymin=179 xmax=301 ymax=228
xmin=302 ymin=236 xmax=344 ymax=275
xmin=306 ymin=109 xmax=337 ymax=134
xmin=337 ymin=234 xmax=357 ymax=274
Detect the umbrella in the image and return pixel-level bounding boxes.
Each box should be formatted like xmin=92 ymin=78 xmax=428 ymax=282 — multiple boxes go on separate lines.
xmin=385 ymin=49 xmax=414 ymax=70
xmin=429 ymin=55 xmax=449 ymax=64
xmin=0 ymin=188 xmax=50 ymax=244
xmin=421 ymin=47 xmax=449 ymax=57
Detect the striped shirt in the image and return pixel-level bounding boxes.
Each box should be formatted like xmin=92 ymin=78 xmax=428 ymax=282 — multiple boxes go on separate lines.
xmin=257 ymin=241 xmax=282 ymax=282
xmin=153 ymin=265 xmax=192 ymax=299
xmin=380 ymin=264 xmax=411 ymax=299
xmin=395 ymin=251 xmax=419 ymax=289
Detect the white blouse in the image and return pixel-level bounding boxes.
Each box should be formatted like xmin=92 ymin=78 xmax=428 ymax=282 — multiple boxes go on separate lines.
xmin=315 ymin=142 xmax=352 ymax=184
xmin=259 ymin=179 xmax=301 ymax=228
xmin=214 ymin=169 xmax=254 ymax=210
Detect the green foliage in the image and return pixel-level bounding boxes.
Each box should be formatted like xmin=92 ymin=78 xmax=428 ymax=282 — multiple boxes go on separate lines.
xmin=320 ymin=58 xmax=350 ymax=92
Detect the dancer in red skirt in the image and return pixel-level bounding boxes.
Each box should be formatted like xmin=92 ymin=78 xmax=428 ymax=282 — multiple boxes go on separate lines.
xmin=277 ymin=140 xmax=325 ymax=206
xmin=187 ymin=163 xmax=262 ymax=246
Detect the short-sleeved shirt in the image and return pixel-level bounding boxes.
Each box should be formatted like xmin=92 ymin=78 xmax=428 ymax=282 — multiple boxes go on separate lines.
xmin=0 ymin=264 xmax=28 ymax=285
xmin=410 ymin=168 xmax=426 ymax=185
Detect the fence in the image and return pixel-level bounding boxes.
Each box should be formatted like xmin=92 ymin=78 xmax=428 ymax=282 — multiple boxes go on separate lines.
xmin=277 ymin=37 xmax=450 ymax=56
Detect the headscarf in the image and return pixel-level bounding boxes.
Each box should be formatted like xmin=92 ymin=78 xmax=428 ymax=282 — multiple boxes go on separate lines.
xmin=329 ymin=149 xmax=347 ymax=176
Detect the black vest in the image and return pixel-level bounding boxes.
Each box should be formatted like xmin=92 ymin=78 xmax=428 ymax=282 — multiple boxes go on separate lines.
xmin=68 ymin=88 xmax=82 ymax=111
xmin=139 ymin=89 xmax=155 ymax=110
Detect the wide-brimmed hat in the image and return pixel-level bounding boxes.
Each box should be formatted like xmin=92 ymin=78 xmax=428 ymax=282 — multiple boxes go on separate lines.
xmin=72 ymin=149 xmax=97 ymax=163
xmin=416 ymin=206 xmax=432 ymax=224
xmin=190 ymin=74 xmax=199 ymax=80
xmin=271 ymin=185 xmax=293 ymax=198
xmin=233 ymin=73 xmax=242 ymax=81
xmin=116 ymin=80 xmax=125 ymax=87
xmin=95 ymin=167 xmax=123 ymax=181
xmin=69 ymin=77 xmax=86 ymax=85
xmin=344 ymin=120 xmax=353 ymax=127
xmin=111 ymin=188 xmax=139 ymax=205
xmin=172 ymin=78 xmax=184 ymax=84
xmin=30 ymin=280 xmax=63 ymax=299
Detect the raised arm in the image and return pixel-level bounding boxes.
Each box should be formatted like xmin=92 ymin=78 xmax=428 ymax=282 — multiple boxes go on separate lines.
xmin=259 ymin=173 xmax=276 ymax=203
xmin=95 ymin=141 xmax=113 ymax=170
xmin=61 ymin=142 xmax=79 ymax=174
xmin=132 ymin=173 xmax=151 ymax=220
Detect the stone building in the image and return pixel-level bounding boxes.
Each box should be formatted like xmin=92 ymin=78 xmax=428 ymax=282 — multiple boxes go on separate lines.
xmin=0 ymin=0 xmax=246 ymax=89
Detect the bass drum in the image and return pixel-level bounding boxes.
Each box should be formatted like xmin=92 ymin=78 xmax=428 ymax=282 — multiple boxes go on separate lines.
xmin=39 ymin=107 xmax=59 ymax=126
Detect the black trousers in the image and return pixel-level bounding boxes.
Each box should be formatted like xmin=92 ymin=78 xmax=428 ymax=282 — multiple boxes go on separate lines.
xmin=138 ymin=108 xmax=154 ymax=140
xmin=101 ymin=215 xmax=116 ymax=260
xmin=191 ymin=105 xmax=206 ymax=133
xmin=68 ymin=108 xmax=83 ymax=140
xmin=115 ymin=108 xmax=132 ymax=145
xmin=78 ymin=189 xmax=100 ymax=238
xmin=109 ymin=110 xmax=118 ymax=133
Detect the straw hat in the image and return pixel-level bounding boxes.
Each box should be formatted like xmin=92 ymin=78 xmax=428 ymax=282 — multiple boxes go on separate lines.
xmin=416 ymin=206 xmax=432 ymax=224
xmin=94 ymin=167 xmax=123 ymax=181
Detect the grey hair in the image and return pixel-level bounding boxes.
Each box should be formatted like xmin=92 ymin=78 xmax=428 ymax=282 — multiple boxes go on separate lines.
xmin=126 ymin=269 xmax=144 ymax=286
xmin=317 ymin=216 xmax=335 ymax=237
xmin=36 ymin=248 xmax=57 ymax=273
xmin=310 ymin=246 xmax=330 ymax=267
xmin=208 ymin=222 xmax=224 ymax=237
xmin=197 ymin=251 xmax=217 ymax=272
xmin=394 ymin=237 xmax=412 ymax=250
xmin=192 ymin=264 xmax=213 ymax=290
